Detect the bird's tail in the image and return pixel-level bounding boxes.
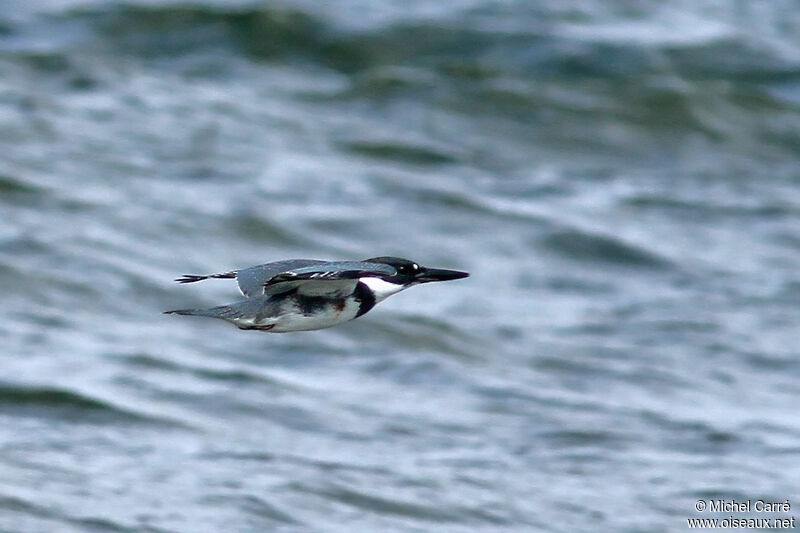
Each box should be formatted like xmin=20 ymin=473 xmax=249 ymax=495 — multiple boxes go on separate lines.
xmin=163 ymin=304 xmax=242 ymax=319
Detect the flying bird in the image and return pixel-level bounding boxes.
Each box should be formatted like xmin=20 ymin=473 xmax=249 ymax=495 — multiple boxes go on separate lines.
xmin=165 ymin=257 xmax=469 ymax=332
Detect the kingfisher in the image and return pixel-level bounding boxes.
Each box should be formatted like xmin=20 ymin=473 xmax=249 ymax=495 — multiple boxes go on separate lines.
xmin=164 ymin=257 xmax=469 ymax=332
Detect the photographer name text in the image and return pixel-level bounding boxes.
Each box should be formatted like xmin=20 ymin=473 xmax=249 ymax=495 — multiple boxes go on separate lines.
xmin=696 ymin=499 xmax=791 ymax=513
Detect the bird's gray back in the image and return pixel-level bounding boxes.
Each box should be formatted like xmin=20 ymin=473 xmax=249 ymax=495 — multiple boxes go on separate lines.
xmin=236 ymin=259 xmax=326 ymax=297
xmin=279 ymin=261 xmax=396 ymax=279
xmin=237 ymin=259 xmax=397 ymax=297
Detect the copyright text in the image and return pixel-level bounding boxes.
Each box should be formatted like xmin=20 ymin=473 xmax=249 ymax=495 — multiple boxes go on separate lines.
xmin=689 ymin=499 xmax=796 ymax=529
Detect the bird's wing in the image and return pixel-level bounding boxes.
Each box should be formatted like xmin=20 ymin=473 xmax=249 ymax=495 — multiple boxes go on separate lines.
xmin=175 ymin=260 xmax=328 ymax=297
xmin=234 ymin=259 xmax=327 ymax=297
xmin=264 ymin=261 xmax=396 ymax=297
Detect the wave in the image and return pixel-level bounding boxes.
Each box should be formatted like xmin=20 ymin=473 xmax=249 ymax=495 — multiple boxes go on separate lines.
xmin=0 ymin=383 xmax=184 ymax=426
xmin=540 ymin=226 xmax=672 ymax=269
xmin=8 ymin=3 xmax=789 ymax=83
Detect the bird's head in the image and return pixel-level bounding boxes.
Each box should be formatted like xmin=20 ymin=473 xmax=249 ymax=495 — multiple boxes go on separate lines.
xmin=361 ymin=256 xmax=469 ymax=302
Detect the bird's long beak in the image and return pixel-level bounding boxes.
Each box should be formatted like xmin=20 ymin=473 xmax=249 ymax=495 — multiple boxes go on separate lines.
xmin=416 ymin=267 xmax=469 ymax=283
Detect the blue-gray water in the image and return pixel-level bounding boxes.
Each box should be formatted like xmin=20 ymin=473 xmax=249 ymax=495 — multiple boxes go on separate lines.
xmin=1 ymin=1 xmax=799 ymax=532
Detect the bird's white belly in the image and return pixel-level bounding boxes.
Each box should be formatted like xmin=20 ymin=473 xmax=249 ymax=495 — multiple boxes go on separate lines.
xmin=267 ymin=299 xmax=362 ymax=332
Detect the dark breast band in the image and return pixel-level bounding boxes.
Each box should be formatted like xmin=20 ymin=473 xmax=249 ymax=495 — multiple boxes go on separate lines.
xmin=354 ymin=281 xmax=377 ymax=317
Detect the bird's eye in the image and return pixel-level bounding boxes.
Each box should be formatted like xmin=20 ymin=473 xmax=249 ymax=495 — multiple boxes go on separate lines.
xmin=398 ymin=263 xmax=420 ymax=275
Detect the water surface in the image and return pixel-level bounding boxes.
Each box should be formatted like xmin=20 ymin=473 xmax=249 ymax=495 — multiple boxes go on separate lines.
xmin=1 ymin=1 xmax=799 ymax=531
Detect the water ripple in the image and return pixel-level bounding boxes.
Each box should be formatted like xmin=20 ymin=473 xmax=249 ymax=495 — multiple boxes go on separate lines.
xmin=0 ymin=383 xmax=187 ymax=428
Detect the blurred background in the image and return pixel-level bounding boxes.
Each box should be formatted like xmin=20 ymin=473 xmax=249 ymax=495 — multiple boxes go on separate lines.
xmin=1 ymin=1 xmax=799 ymax=532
